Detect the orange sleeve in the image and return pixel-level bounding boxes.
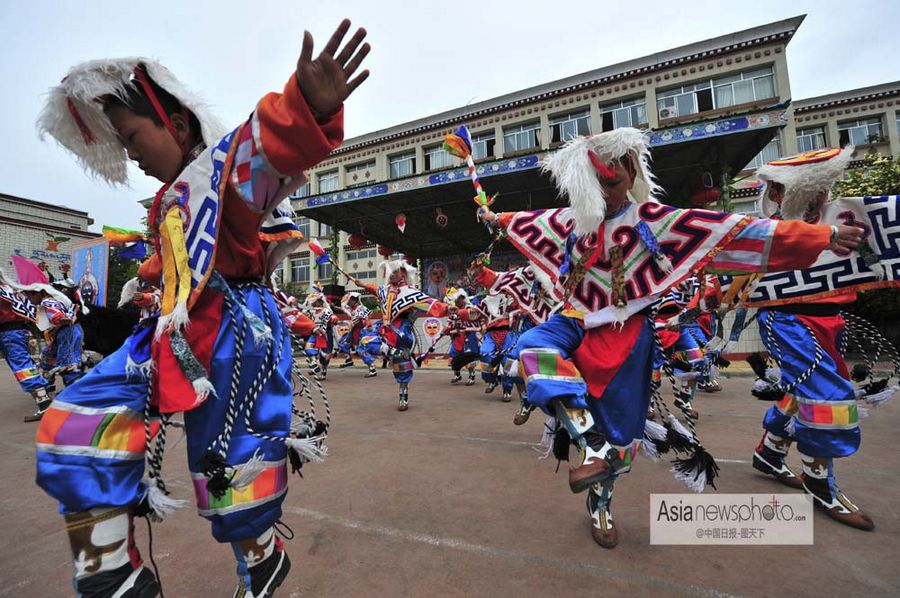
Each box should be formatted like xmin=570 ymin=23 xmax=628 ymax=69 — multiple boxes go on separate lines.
xmin=255 ymin=73 xmax=345 ymax=176
xmin=767 ymin=221 xmax=831 ymax=272
xmin=474 ymin=266 xmax=498 ymax=288
xmin=496 ymin=212 xmax=515 ymax=230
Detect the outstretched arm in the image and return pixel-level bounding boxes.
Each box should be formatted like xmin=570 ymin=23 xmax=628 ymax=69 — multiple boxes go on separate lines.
xmin=233 ymin=19 xmax=371 ymax=212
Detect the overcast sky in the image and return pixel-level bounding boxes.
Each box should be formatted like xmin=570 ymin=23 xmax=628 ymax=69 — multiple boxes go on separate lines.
xmin=1 ymin=0 xmax=896 ymax=231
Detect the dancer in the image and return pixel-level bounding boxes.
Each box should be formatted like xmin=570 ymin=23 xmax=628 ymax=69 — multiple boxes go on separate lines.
xmin=39 ymin=279 xmax=87 ymax=389
xmin=476 ymin=128 xmax=866 ymax=548
xmin=747 ymin=147 xmax=892 ymax=530
xmin=303 ymin=288 xmax=336 ymax=380
xmin=444 ymin=288 xmax=481 ymax=386
xmin=0 ymin=277 xmax=56 ymax=421
xmin=34 ymin=20 xmax=370 ymax=596
xmin=470 ymin=261 xmax=558 ymax=421
xmin=361 ymin=259 xmax=462 ymax=411
xmin=337 ymin=291 xmax=379 ymax=377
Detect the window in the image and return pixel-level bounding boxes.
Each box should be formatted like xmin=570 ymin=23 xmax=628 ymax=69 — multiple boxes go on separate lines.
xmin=317 ymin=261 xmax=333 ymax=281
xmin=289 ymin=254 xmax=310 ymax=283
xmin=471 ymin=131 xmax=496 ymax=160
xmin=346 ymin=161 xmax=375 ymax=188
xmin=600 ymin=98 xmax=647 ymax=131
xmin=389 ymin=152 xmax=416 ymax=178
xmin=291 ymin=181 xmax=310 ymax=198
xmin=346 ymin=247 xmax=377 ymax=262
xmin=745 ymin=132 xmax=783 ymax=170
xmin=550 ymin=110 xmax=591 ymax=143
xmin=796 ymin=126 xmax=827 ymax=153
xmin=318 ymin=222 xmax=333 ymax=238
xmin=657 ymin=66 xmax=775 ymax=119
xmin=318 ymin=170 xmax=339 ymax=193
xmin=503 ymin=121 xmax=541 ymax=153
xmin=657 ymin=81 xmax=712 ymax=119
xmin=838 ymin=117 xmax=884 ymax=146
xmin=711 ymin=67 xmax=775 ymax=109
xmin=345 ymin=248 xmax=378 ymax=282
xmin=292 ymin=216 xmax=310 ymax=239
xmin=424 ymin=145 xmax=456 ymax=170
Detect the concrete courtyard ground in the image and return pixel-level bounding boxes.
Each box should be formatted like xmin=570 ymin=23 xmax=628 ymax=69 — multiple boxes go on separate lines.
xmin=1 ymin=363 xmax=898 ymax=597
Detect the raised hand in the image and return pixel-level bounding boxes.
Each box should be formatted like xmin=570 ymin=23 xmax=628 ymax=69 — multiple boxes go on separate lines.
xmin=296 ymin=19 xmax=371 ymax=118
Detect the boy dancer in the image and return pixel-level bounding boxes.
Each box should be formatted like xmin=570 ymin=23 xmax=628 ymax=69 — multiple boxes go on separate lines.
xmin=35 ymin=20 xmax=370 ymax=596
xmin=477 ymin=128 xmax=865 ymax=548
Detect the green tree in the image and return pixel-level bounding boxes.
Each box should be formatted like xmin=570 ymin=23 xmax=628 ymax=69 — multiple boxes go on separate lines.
xmin=834 ymin=151 xmax=900 ymax=323
xmin=834 ymin=151 xmax=900 ymax=197
xmin=105 ymin=249 xmax=139 ymax=307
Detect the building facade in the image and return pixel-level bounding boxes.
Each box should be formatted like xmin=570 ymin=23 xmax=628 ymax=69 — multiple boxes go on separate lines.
xmin=0 ymin=193 xmax=100 ymax=280
xmin=730 ymin=80 xmax=900 ymax=214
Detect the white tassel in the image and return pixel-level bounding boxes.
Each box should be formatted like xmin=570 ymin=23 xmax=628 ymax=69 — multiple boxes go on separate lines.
xmin=143 ymin=483 xmax=188 ymax=521
xmin=249 ymin=322 xmax=273 ymax=348
xmin=870 ymin=262 xmax=888 ymax=281
xmin=644 ymin=418 xmax=668 ymax=441
xmin=784 ymin=416 xmax=797 ymax=436
xmin=656 ymin=254 xmax=674 ymax=274
xmin=671 ymin=465 xmax=707 ymax=493
xmin=640 ymin=439 xmax=660 ymax=462
xmin=125 ymin=356 xmax=153 ymax=380
xmin=667 ymin=412 xmax=693 ymax=440
xmin=190 ymin=377 xmax=216 ymax=406
xmin=765 ymin=367 xmax=782 ymax=384
xmin=534 ymin=416 xmax=556 ymax=460
xmin=230 ymin=449 xmax=268 ymax=489
xmin=285 ymin=436 xmax=326 ymax=464
xmin=154 ymin=302 xmax=191 ymax=339
xmin=752 ymin=379 xmax=775 ymax=393
xmin=675 ymin=371 xmax=701 ymax=382
xmin=864 ymin=385 xmax=899 ymax=406
xmin=118 ymin=277 xmax=140 ymax=308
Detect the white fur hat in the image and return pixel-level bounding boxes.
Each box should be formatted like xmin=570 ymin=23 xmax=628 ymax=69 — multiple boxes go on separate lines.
xmin=756 ymin=147 xmax=854 ymax=220
xmin=37 ymin=57 xmax=226 ymax=185
xmin=541 ymin=128 xmax=661 ymax=236
xmin=378 ymin=259 xmax=418 ymax=287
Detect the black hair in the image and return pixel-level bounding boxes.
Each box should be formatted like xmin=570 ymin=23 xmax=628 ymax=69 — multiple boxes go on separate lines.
xmin=102 ymin=69 xmax=202 ymax=144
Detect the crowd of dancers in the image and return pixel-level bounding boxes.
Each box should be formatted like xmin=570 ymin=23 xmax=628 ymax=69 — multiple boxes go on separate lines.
xmin=0 ymin=17 xmax=897 ymax=598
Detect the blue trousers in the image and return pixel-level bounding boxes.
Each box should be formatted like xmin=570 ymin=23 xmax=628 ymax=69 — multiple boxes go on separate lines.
xmin=36 ymin=285 xmax=293 ymax=543
xmin=758 ymin=309 xmax=859 ymax=458
xmin=0 ymin=326 xmax=49 ymax=393
xmin=42 ymin=323 xmax=85 ymax=386
xmin=515 ymin=313 xmax=656 ymax=449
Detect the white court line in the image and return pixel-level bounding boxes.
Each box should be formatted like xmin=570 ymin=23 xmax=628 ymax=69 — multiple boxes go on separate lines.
xmin=282 ymin=505 xmax=743 ymax=598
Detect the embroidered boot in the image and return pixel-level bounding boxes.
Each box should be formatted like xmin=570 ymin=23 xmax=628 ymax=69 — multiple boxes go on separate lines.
xmin=752 ymin=431 xmax=803 ymax=489
xmin=66 ymin=507 xmax=159 ymax=597
xmin=512 ymin=391 xmax=535 ymax=426
xmin=365 ymin=364 xmax=377 ymax=378
xmin=398 ymin=383 xmax=409 ymax=412
xmin=587 ymin=477 xmax=618 ymax=549
xmin=24 ymin=387 xmax=53 ymax=422
xmin=800 ymin=454 xmax=874 ymax=531
xmin=232 ymin=527 xmax=291 ymax=598
xmin=465 ymin=368 xmax=477 ymax=386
